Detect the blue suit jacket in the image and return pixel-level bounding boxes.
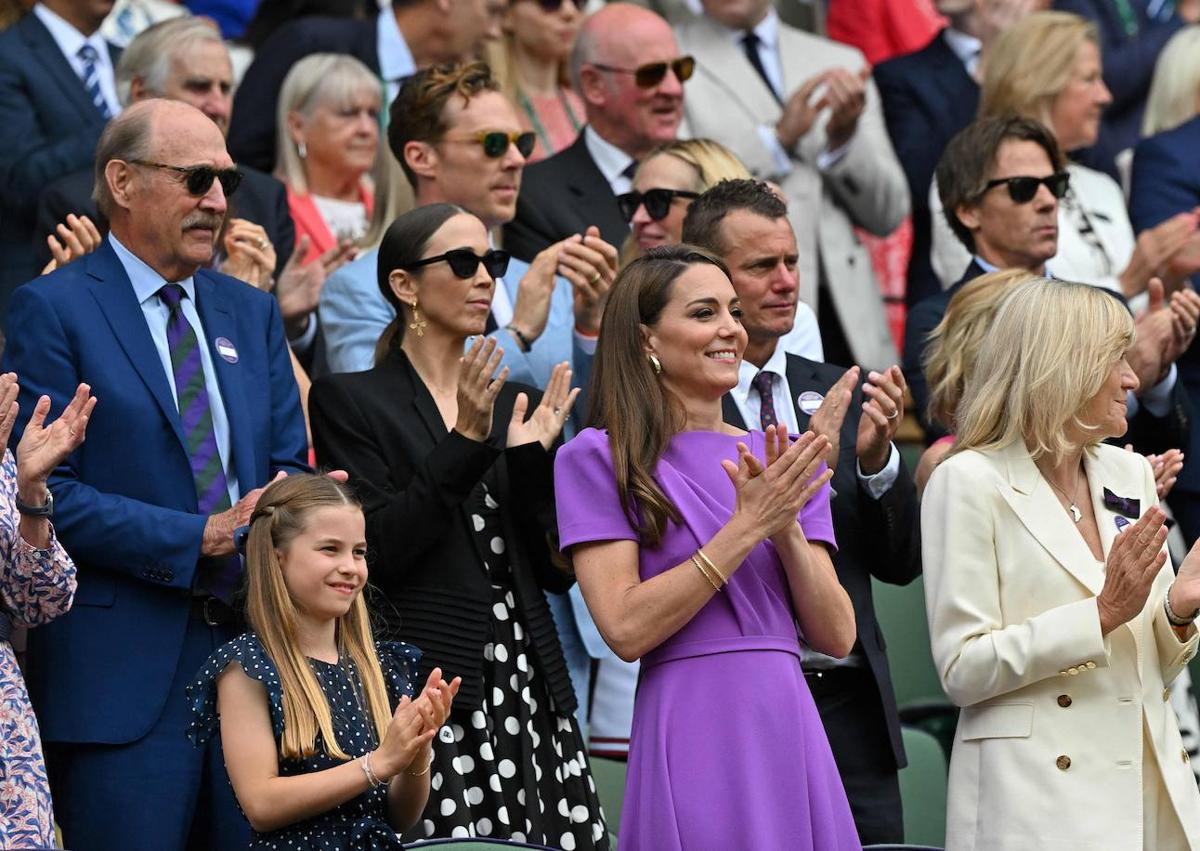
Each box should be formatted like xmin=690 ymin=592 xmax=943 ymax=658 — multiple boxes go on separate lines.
xmin=318 ymin=248 xmax=593 ymax=405
xmin=1053 ymin=0 xmax=1184 ymax=178
xmin=0 ymin=13 xmax=120 ymax=307
xmin=874 ymin=29 xmax=979 ymax=307
xmin=1130 ymin=115 xmax=1200 ymax=495
xmin=2 ymin=240 xmax=309 ymax=744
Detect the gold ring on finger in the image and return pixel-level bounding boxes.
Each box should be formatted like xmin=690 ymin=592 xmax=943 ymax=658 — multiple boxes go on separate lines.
xmin=257 ymin=238 xmax=268 ymax=250
xmin=589 ymin=272 xmax=601 ymax=284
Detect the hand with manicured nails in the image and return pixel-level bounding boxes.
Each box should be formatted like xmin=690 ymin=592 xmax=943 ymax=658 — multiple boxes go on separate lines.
xmin=723 ymin=426 xmax=833 ymax=542
xmin=506 ymin=362 xmax=580 ymax=451
xmin=1097 ymin=506 xmax=1170 ymax=635
xmin=455 ymin=337 xmax=507 ymax=443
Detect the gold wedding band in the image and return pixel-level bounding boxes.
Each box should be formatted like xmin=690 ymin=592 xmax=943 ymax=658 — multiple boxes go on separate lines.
xmin=257 ymin=238 xmax=268 ymax=250
xmin=589 ymin=271 xmax=601 ymax=284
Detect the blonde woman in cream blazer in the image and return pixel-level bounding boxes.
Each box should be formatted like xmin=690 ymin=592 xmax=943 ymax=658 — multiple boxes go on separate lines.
xmin=923 ymin=278 xmax=1200 ymax=850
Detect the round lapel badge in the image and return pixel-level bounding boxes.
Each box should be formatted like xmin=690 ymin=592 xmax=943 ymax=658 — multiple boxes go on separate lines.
xmin=797 ymin=391 xmax=824 ymax=416
xmin=215 ymin=336 xmax=239 ymax=364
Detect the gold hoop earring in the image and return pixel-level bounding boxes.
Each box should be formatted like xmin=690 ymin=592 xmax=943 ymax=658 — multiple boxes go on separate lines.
xmin=408 ymin=299 xmax=426 ymax=337
xmin=648 ymin=353 xmax=662 ymax=375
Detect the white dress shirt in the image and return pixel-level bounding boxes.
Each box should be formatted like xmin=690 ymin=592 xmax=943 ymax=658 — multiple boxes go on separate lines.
xmin=34 ymin=3 xmax=121 ymax=117
xmin=377 ymin=5 xmax=416 ymax=110
xmin=583 ymin=125 xmax=637 ymax=196
xmin=941 ymin=26 xmax=982 ymax=78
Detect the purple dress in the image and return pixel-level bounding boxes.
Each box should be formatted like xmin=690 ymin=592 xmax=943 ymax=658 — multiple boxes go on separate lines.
xmin=555 ymin=428 xmax=862 ymax=851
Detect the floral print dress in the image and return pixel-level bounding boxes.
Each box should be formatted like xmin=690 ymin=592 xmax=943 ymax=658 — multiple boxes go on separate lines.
xmin=0 ymin=449 xmax=76 ymax=849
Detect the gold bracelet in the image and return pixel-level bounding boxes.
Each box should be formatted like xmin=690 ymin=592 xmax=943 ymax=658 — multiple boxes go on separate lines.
xmin=695 ymin=548 xmax=727 ymax=586
xmin=691 ymin=553 xmax=722 ymax=591
xmin=405 ymin=750 xmax=434 ymax=777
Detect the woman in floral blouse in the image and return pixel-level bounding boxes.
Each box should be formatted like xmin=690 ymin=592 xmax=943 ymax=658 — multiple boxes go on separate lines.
xmin=0 ymin=375 xmax=95 ymax=848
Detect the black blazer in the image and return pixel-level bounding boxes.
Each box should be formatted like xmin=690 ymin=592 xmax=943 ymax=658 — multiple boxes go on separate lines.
xmin=722 ymin=353 xmax=922 ymax=769
xmin=874 ymin=29 xmax=979 ymax=307
xmin=33 ymin=163 xmax=295 ymax=275
xmin=903 ymin=259 xmax=1191 ymax=453
xmin=309 ymin=350 xmax=576 ymax=716
xmin=0 ymin=12 xmax=121 ymax=304
xmin=228 ymin=16 xmax=379 ymax=173
xmin=502 ymin=130 xmax=629 ymax=262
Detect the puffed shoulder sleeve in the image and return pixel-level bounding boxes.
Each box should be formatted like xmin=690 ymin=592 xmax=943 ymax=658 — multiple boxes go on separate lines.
xmin=555 ymin=428 xmax=640 ymax=549
xmin=186 ymin=633 xmax=286 ymax=746
xmin=377 ymin=640 xmax=422 ymax=705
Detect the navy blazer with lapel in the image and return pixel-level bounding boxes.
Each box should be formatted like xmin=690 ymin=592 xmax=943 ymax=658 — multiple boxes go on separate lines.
xmin=503 ymin=129 xmax=629 ymax=262
xmin=722 ymin=353 xmax=922 ymax=768
xmin=34 ymin=163 xmax=296 ymax=276
xmin=309 ymin=351 xmax=577 ymax=716
xmin=2 ymin=239 xmax=309 ymax=744
xmin=0 ymin=12 xmax=122 ymax=304
xmin=874 ymin=29 xmax=979 ymax=307
xmin=228 ymin=16 xmax=379 ymax=173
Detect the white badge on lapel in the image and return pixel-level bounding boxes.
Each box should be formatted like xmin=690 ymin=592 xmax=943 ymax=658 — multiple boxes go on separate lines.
xmin=797 ymin=391 xmax=823 ymax=415
xmin=215 ymin=337 xmax=239 ymax=364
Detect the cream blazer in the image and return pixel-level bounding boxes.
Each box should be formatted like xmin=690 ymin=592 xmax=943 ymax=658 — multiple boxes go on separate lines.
xmin=674 ymin=14 xmax=907 ymax=372
xmin=923 ymin=441 xmax=1200 ymax=850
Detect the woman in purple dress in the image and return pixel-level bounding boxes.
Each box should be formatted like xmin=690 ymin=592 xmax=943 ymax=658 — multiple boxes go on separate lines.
xmin=554 ymin=245 xmax=862 ymax=850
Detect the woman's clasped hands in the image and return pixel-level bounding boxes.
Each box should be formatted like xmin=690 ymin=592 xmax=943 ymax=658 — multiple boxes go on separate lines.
xmin=370 ymin=667 xmax=461 ymax=781
xmin=722 ymin=425 xmax=833 ymax=543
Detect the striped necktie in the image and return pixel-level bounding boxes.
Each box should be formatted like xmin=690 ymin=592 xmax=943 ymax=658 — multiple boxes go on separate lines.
xmin=76 ymin=44 xmax=111 ymax=119
xmin=159 ymin=285 xmax=239 ymax=603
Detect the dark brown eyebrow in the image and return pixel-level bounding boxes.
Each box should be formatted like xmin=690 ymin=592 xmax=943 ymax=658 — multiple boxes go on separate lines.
xmin=685 ymin=297 xmax=720 ymax=307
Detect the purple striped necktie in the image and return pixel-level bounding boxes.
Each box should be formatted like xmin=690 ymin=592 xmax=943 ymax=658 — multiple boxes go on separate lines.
xmin=159 ymin=284 xmax=239 ymax=603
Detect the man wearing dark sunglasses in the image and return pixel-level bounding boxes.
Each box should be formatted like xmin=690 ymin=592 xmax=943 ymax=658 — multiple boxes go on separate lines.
xmin=905 ymin=117 xmax=1193 ymax=463
xmin=504 ymin=3 xmax=688 ymax=261
xmin=674 ymin=0 xmax=908 ymax=374
xmin=2 ymin=99 xmax=309 ymax=851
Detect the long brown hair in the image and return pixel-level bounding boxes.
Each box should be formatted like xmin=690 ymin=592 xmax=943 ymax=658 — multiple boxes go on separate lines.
xmin=587 ymin=244 xmax=730 ymax=546
xmin=244 ymin=474 xmax=392 ymax=761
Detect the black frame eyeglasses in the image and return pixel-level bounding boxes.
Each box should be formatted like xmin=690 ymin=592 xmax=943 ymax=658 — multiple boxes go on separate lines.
xmin=591 ymin=56 xmax=696 ymax=89
xmin=403 ymin=248 xmax=511 ymax=279
xmin=445 ymin=131 xmax=537 ymax=159
xmin=129 ymin=160 xmax=243 ymax=197
xmin=982 ymin=171 xmax=1070 ymax=204
xmin=617 ymin=188 xmax=700 ymax=222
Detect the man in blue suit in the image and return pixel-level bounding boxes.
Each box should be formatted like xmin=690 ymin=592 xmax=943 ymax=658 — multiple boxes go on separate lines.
xmin=1131 ymin=114 xmax=1200 ymax=543
xmin=3 ymin=99 xmax=309 ymax=851
xmin=0 ymin=0 xmax=121 ymax=318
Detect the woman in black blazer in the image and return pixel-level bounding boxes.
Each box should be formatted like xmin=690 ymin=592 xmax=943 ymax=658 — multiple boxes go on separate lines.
xmin=309 ymin=204 xmax=608 ymax=848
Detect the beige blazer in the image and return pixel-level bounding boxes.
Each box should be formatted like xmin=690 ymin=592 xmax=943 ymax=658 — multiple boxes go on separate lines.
xmin=675 ymin=14 xmax=908 ymax=371
xmin=923 ymin=441 xmax=1200 ymax=850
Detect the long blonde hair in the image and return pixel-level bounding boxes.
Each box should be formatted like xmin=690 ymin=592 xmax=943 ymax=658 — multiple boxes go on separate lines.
xmin=244 ymin=474 xmax=391 ymax=761
xmin=980 ymin=12 xmax=1098 ymax=129
xmin=953 ymin=278 xmax=1133 ymax=463
xmin=923 ymin=269 xmax=1038 ymax=429
xmin=1141 ymin=26 xmax=1200 ymax=137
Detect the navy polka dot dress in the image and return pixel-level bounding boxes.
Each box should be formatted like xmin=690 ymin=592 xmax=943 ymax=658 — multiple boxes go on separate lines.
xmin=404 ymin=481 xmax=608 ymax=849
xmin=187 ymin=633 xmax=421 ymax=850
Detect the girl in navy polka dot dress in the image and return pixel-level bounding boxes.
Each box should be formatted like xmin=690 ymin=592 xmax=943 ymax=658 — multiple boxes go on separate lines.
xmin=187 ymin=474 xmax=460 ymax=850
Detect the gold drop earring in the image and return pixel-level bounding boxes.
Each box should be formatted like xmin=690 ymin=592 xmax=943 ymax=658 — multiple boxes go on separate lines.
xmin=408 ymin=298 xmax=426 ymax=337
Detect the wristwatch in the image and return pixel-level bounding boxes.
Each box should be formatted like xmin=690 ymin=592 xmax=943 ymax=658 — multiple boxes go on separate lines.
xmin=15 ymin=489 xmax=53 ymax=518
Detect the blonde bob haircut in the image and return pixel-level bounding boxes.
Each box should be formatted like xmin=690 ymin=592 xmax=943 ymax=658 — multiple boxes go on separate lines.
xmin=275 ymin=53 xmax=382 ymax=195
xmin=924 ymin=268 xmax=1039 ymax=430
xmin=1141 ymin=26 xmax=1200 ymax=137
xmin=243 ymin=473 xmax=391 ymax=761
xmin=953 ymin=278 xmax=1133 ymax=464
xmin=980 ymin=12 xmax=1099 ymax=128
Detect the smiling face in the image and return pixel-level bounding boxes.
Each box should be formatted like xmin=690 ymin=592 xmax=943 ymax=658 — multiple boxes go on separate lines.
xmin=1048 ymin=39 xmax=1111 ymax=152
xmin=276 ymin=505 xmax=369 ymax=622
xmin=715 ymin=210 xmax=800 ymax=344
xmin=507 ymin=0 xmax=582 ymax=64
xmin=957 ymin=138 xmax=1060 ymax=273
xmin=643 ymin=262 xmax=747 ymax=403
xmin=395 ymin=213 xmax=496 ymax=339
xmin=631 ymin=152 xmax=701 ymax=252
xmin=1079 ymin=355 xmax=1138 ymax=440
xmin=427 ymin=91 xmax=526 ymax=228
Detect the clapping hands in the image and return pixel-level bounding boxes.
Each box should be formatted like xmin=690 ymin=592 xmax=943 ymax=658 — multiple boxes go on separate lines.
xmin=507 ymin=362 xmax=580 ymax=451
xmin=723 ymin=425 xmax=832 ymax=543
xmin=0 ymin=375 xmax=97 ymax=493
xmin=373 ymin=667 xmax=461 ymax=780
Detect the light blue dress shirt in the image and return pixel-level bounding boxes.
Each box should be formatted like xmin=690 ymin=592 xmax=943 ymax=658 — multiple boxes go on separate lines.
xmin=110 ymin=234 xmax=239 ymax=504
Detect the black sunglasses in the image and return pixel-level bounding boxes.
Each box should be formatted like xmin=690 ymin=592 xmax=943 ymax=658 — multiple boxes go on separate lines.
xmin=530 ymin=0 xmax=586 ymax=11
xmin=446 ymin=131 xmax=537 ymax=159
xmin=983 ymin=171 xmax=1070 ymax=204
xmin=592 ymin=56 xmax=696 ymax=89
xmin=617 ymin=188 xmax=700 ymax=222
xmin=404 ymin=248 xmax=511 ymax=279
xmin=130 ymin=160 xmax=243 ymax=197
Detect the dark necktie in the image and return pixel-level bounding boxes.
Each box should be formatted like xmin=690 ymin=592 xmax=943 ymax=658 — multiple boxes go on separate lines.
xmin=77 ymin=44 xmax=111 ymax=119
xmin=752 ymin=370 xmax=778 ymax=431
xmin=159 ymin=285 xmax=238 ymax=602
xmin=621 ymin=160 xmax=639 ymax=182
xmin=742 ymin=31 xmax=782 ymax=105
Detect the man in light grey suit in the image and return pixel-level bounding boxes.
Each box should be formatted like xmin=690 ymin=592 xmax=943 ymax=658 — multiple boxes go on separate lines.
xmin=675 ymin=0 xmax=908 ymax=370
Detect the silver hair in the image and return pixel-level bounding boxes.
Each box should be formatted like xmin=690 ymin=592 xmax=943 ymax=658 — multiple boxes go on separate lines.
xmin=115 ymin=17 xmax=227 ymax=108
